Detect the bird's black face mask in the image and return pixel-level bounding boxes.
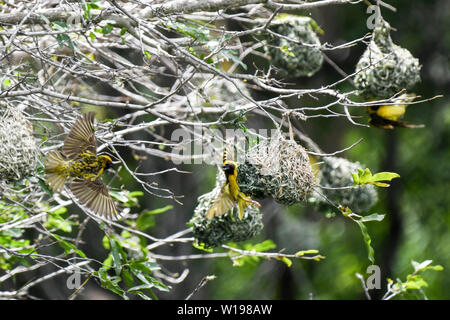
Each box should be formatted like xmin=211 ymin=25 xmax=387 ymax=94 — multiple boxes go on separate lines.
xmin=222 ymin=162 xmax=236 ymax=176
xmin=104 ymin=160 xmax=112 ymax=170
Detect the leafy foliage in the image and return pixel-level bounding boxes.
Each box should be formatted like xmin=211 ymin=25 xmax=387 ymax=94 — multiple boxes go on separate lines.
xmin=383 ymin=260 xmax=443 ymax=300
xmin=352 ymin=168 xmax=400 ymax=187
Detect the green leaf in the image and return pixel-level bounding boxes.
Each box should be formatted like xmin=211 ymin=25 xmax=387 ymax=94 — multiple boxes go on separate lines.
xmin=82 ymin=2 xmax=101 ymax=19
xmin=372 ymin=171 xmax=401 ymax=182
xmin=122 ymin=268 xmax=135 ymax=288
xmin=352 ymin=168 xmax=400 ymax=187
xmin=278 ymin=256 xmax=292 ymax=267
xmin=55 ymin=33 xmax=78 ymax=51
xmin=102 ymin=23 xmax=113 ymax=34
xmin=412 ymin=260 xmax=444 ymax=273
xmin=424 ymin=265 xmax=444 ymax=271
xmin=110 ymin=190 xmax=142 ymax=207
xmin=103 ymin=254 xmax=113 ymax=269
xmin=51 ymin=21 xmax=69 ymax=30
xmin=38 ymin=178 xmax=53 ymax=196
xmin=44 ymin=214 xmax=73 ymax=233
xmin=309 ymin=19 xmax=324 ymax=35
xmin=245 ymin=239 xmax=276 ymax=252
xmin=128 ymin=283 xmax=156 ymax=292
xmin=193 ymin=241 xmax=214 ymax=252
xmin=356 ymin=221 xmax=375 ymax=264
xmin=96 ymin=268 xmax=129 ymax=300
xmin=128 ymin=191 xmax=144 ymax=197
xmin=102 ymin=235 xmax=110 ymax=250
xmin=221 ymin=50 xmax=247 ymax=70
xmin=360 ymin=213 xmax=385 ymax=222
xmin=136 ymin=205 xmax=173 ymax=231
xmin=109 ymin=237 xmax=122 ymax=276
xmin=109 ymin=191 xmax=129 ymax=203
xmin=412 ymin=260 xmax=432 ymax=272
xmin=132 ymin=260 xmax=161 ymax=274
xmin=52 ymin=234 xmax=86 ymax=258
xmin=130 ymin=268 xmax=169 ymax=292
xmin=134 ymin=291 xmax=153 ymax=300
xmin=2 ymin=78 xmax=11 ymax=88
xmin=144 ymin=50 xmax=152 ymax=60
xmin=143 ymin=205 xmax=173 ymax=215
xmin=351 ymin=172 xmax=360 ymax=185
xmin=51 ymin=207 xmax=67 ymax=215
xmin=404 ymin=275 xmax=428 ymax=290
xmin=3 ymin=228 xmax=24 ymax=238
xmin=295 ymin=249 xmax=319 ymax=257
xmin=166 ymin=21 xmax=209 ymax=41
xmin=230 ymin=240 xmax=277 ymax=267
xmin=280 ymin=45 xmax=295 ymax=57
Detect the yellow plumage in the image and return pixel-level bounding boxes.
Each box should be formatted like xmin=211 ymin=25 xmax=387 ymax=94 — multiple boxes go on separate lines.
xmin=44 ymin=112 xmax=120 ymax=221
xmin=366 ymin=93 xmax=424 ymax=129
xmin=206 ymin=152 xmax=261 ymax=220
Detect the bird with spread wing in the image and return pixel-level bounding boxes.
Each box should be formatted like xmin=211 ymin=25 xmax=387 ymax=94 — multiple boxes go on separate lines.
xmin=367 ymin=93 xmax=424 ymax=129
xmin=44 ymin=112 xmax=120 ymax=220
xmin=206 ymin=147 xmax=261 ymax=220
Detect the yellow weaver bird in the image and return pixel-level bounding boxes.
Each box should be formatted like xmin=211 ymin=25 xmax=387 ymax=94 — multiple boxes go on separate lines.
xmin=206 ymin=149 xmax=261 ymax=220
xmin=44 ymin=112 xmax=120 ymax=220
xmin=366 ymin=93 xmax=424 ymax=129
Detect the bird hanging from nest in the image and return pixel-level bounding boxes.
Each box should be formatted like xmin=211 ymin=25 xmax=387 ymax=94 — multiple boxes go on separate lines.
xmin=366 ymin=93 xmax=424 ymax=129
xmin=206 ymin=146 xmax=261 ymax=220
xmin=44 ymin=112 xmax=121 ymax=221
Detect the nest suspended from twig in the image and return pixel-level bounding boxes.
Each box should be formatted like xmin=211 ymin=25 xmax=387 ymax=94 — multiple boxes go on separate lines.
xmin=308 ymin=156 xmax=378 ymax=213
xmin=266 ymin=15 xmax=324 ymax=78
xmin=0 ymin=106 xmax=39 ymax=183
xmin=354 ymin=19 xmax=421 ymax=99
xmin=237 ymin=131 xmax=314 ymax=205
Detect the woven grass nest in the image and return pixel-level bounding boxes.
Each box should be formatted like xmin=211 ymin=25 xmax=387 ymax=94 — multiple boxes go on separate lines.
xmin=308 ymin=156 xmax=378 ymax=213
xmin=237 ymin=131 xmax=314 ymax=206
xmin=190 ymin=131 xmax=315 ymax=246
xmin=354 ymin=20 xmax=421 ymax=99
xmin=190 ymin=171 xmax=264 ymax=248
xmin=266 ymin=15 xmax=323 ymax=78
xmin=0 ymin=106 xmax=39 ymax=183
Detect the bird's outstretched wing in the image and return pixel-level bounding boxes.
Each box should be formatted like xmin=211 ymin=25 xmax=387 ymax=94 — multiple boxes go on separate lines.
xmin=63 ymin=112 xmax=97 ymax=159
xmin=368 ymin=113 xmax=425 ymax=129
xmin=222 ymin=143 xmax=235 ymax=164
xmin=44 ymin=150 xmax=68 ymax=193
xmin=206 ymin=184 xmax=236 ymax=219
xmin=70 ymin=178 xmax=120 ymax=221
xmin=237 ymin=192 xmax=261 ymax=220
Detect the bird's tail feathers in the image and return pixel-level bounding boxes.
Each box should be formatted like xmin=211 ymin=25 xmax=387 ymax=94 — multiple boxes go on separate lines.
xmin=44 ymin=151 xmax=68 ymax=193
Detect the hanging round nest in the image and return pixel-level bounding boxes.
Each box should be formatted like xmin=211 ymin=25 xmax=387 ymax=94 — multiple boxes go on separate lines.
xmin=0 ymin=105 xmax=39 ymax=183
xmin=354 ymin=20 xmax=421 ymax=99
xmin=237 ymin=131 xmax=314 ymax=205
xmin=266 ymin=15 xmax=324 ymax=78
xmin=190 ymin=171 xmax=264 ymax=248
xmin=308 ymin=156 xmax=378 ymax=213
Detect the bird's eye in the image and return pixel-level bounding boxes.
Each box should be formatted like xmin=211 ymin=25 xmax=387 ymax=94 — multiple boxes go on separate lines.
xmin=222 ymin=163 xmax=235 ymax=174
